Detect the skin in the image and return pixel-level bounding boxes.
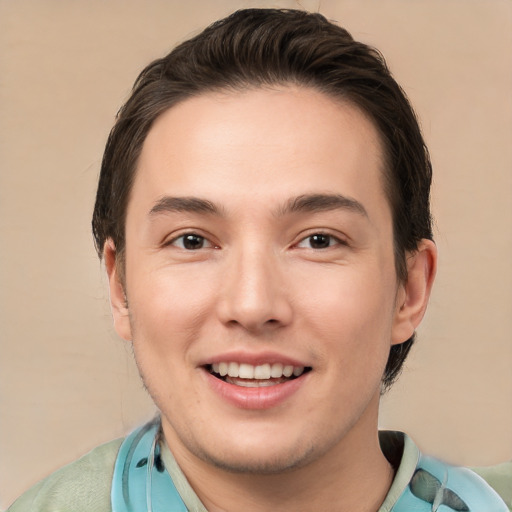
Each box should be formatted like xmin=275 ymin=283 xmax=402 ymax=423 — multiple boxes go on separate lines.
xmin=105 ymin=86 xmax=436 ymax=511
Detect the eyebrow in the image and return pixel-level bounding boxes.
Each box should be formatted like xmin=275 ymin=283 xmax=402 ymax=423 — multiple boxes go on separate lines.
xmin=276 ymin=193 xmax=368 ymax=218
xmin=148 ymin=193 xmax=368 ymax=219
xmin=149 ymin=196 xmax=222 ymax=216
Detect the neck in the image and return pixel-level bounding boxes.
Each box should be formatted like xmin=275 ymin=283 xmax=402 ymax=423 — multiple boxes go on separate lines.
xmin=165 ymin=394 xmax=394 ymax=512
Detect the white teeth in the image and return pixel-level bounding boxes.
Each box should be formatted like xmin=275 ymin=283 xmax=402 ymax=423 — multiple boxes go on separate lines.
xmin=254 ymin=363 xmax=271 ymax=379
xmin=218 ymin=362 xmax=228 ymax=376
xmin=283 ymin=365 xmax=294 ymax=377
xmin=270 ymin=363 xmax=283 ymax=378
xmin=232 ymin=379 xmax=276 ymax=388
xmin=238 ymin=363 xmax=254 ymax=379
xmin=227 ymin=362 xmax=238 ymax=377
xmin=293 ymin=367 xmax=304 ymax=377
xmin=211 ymin=361 xmax=306 ymax=380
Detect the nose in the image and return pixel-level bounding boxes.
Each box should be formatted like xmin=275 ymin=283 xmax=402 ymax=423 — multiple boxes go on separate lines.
xmin=216 ymin=244 xmax=293 ymax=333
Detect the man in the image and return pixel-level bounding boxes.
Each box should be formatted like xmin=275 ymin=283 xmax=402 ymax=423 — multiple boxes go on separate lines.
xmin=8 ymin=8 xmax=510 ymax=512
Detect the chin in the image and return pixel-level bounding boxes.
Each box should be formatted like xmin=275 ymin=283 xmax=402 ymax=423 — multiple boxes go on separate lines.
xmin=175 ymin=419 xmax=343 ymax=476
xmin=191 ymin=440 xmax=319 ymax=475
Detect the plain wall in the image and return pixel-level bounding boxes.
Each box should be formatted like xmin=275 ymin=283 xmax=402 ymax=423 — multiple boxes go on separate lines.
xmin=1 ymin=0 xmax=511 ymax=506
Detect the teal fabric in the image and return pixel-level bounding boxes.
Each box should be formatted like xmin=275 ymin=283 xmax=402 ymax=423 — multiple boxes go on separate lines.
xmin=6 ymin=420 xmax=510 ymax=511
xmin=111 ymin=419 xmax=188 ymax=511
xmin=393 ymin=453 xmax=508 ymax=511
xmin=110 ymin=421 xmax=508 ymax=512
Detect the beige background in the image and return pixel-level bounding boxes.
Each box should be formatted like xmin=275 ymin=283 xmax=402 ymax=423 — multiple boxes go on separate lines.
xmin=1 ymin=0 xmax=511 ymax=506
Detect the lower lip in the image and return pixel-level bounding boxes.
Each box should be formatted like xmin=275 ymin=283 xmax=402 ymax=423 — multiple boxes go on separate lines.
xmin=203 ymin=369 xmax=309 ymax=410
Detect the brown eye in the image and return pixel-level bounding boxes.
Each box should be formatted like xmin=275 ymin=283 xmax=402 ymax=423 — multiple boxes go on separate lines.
xmin=297 ymin=233 xmax=337 ymax=249
xmin=309 ymin=234 xmax=331 ymax=249
xmin=171 ymin=233 xmax=209 ymax=250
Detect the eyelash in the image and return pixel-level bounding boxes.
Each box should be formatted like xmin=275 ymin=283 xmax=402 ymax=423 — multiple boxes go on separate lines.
xmin=165 ymin=233 xmax=215 ymax=250
xmin=295 ymin=232 xmax=348 ymax=250
xmin=165 ymin=231 xmax=347 ymax=251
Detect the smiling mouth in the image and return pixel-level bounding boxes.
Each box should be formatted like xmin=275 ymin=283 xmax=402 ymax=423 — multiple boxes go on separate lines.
xmin=207 ymin=362 xmax=312 ymax=387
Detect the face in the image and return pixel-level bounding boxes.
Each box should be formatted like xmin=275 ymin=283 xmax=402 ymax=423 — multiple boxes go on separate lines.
xmin=108 ymin=87 xmax=425 ymax=474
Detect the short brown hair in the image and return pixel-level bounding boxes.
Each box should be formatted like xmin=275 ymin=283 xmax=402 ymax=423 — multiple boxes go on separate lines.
xmin=92 ymin=8 xmax=433 ymax=390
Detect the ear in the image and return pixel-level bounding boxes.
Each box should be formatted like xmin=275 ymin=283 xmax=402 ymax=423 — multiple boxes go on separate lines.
xmin=391 ymin=239 xmax=437 ymax=345
xmin=104 ymin=239 xmax=132 ymax=341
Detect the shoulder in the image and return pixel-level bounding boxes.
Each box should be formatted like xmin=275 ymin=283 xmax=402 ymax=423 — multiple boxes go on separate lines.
xmin=473 ymin=461 xmax=512 ymax=511
xmin=7 ymin=438 xmax=122 ymax=512
xmin=379 ymin=431 xmax=510 ymax=512
xmin=405 ymin=454 xmax=510 ymax=511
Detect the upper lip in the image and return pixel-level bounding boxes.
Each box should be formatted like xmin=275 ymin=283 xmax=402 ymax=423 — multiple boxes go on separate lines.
xmin=199 ymin=350 xmax=311 ymax=368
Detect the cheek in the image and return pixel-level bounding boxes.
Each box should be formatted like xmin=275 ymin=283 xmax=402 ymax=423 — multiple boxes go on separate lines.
xmin=126 ymin=274 xmax=210 ymax=406
xmin=126 ymin=269 xmax=216 ymax=358
xmin=133 ymin=265 xmax=216 ymax=315
xmin=296 ymin=266 xmax=397 ymax=362
xmin=300 ymin=266 xmax=395 ymax=324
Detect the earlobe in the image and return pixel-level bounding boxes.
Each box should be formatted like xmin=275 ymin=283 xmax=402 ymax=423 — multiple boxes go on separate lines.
xmin=391 ymin=239 xmax=437 ymax=345
xmin=104 ymin=239 xmax=132 ymax=341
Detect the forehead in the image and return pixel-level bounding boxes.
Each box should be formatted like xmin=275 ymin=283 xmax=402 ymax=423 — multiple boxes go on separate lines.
xmin=131 ymin=86 xmax=389 ymax=220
